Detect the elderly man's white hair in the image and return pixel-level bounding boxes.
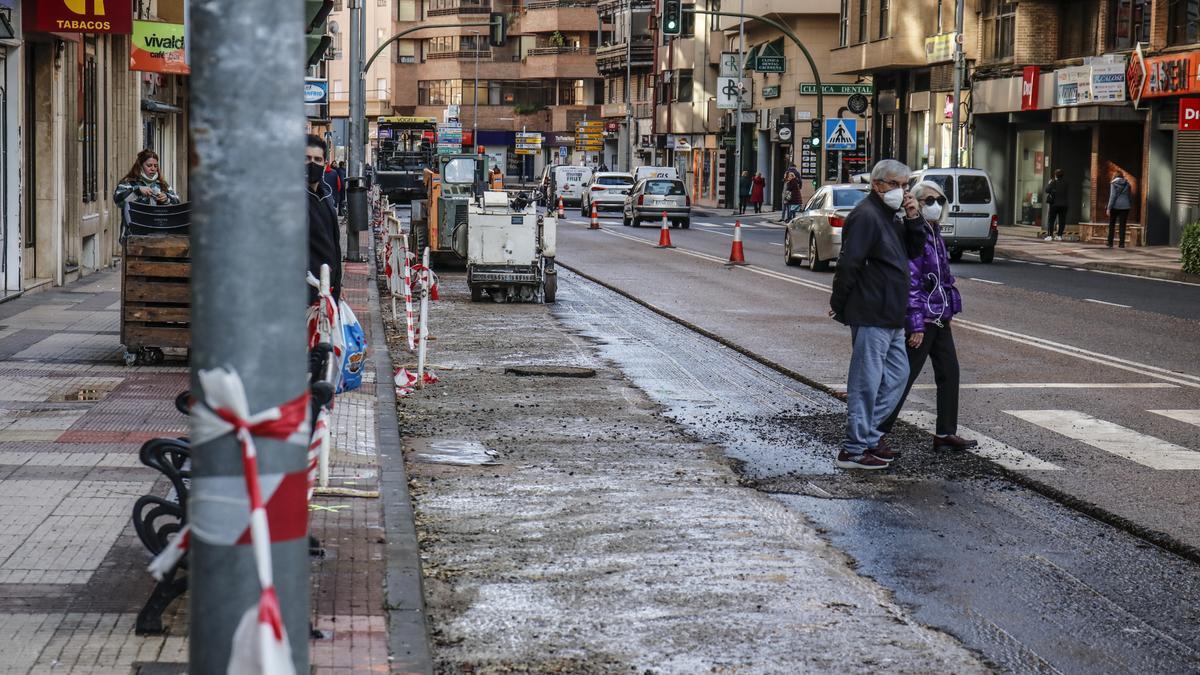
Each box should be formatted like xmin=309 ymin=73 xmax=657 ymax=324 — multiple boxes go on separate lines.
xmin=911 ymin=180 xmax=946 ymax=199
xmin=870 ymin=159 xmax=910 ymax=184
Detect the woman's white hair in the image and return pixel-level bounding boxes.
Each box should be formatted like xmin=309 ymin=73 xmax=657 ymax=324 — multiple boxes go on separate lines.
xmin=911 ymin=180 xmax=946 ymax=200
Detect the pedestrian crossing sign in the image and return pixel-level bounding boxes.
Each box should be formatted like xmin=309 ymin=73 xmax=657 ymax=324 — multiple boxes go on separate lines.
xmin=824 ymin=118 xmax=857 ymax=150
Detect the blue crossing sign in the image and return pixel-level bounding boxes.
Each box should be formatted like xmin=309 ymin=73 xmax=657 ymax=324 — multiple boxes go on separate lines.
xmin=824 ymin=118 xmax=857 ymax=151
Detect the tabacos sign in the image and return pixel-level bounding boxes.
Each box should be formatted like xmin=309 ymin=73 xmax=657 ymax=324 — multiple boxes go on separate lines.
xmin=26 ymin=0 xmax=134 ymax=34
xmin=131 ymin=20 xmax=188 ymax=74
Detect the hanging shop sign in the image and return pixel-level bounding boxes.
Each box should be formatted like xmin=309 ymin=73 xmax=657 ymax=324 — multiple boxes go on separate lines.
xmin=131 ymin=21 xmax=188 ymax=74
xmin=924 ymin=33 xmax=957 ymax=65
xmin=1180 ymin=98 xmax=1200 ymax=131
xmin=763 ymin=85 xmax=780 ymax=99
xmin=1055 ymin=62 xmax=1126 ymax=107
xmin=26 ymin=0 xmax=133 ymax=34
xmin=1021 ymin=66 xmax=1040 ymax=111
xmin=1128 ymin=47 xmax=1200 ymax=106
xmin=716 ymin=77 xmax=751 ymax=109
xmin=304 ymin=79 xmax=328 ymax=104
xmin=753 ymin=39 xmax=785 ymax=74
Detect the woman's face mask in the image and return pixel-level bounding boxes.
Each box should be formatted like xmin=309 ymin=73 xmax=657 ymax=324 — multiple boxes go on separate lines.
xmin=921 ymin=204 xmax=943 ymax=222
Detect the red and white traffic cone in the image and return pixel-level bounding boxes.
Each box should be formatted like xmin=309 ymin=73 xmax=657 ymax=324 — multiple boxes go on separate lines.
xmin=589 ymin=202 xmax=600 ymax=230
xmin=656 ymin=211 xmax=675 ymax=249
xmin=726 ymin=220 xmax=747 ymax=266
xmin=557 ymin=196 xmax=565 ymax=219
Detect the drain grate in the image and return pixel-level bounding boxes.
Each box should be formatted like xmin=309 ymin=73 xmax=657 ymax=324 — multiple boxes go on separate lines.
xmin=504 ymin=365 xmax=596 ymax=378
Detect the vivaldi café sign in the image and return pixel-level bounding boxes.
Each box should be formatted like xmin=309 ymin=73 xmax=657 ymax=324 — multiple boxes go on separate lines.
xmin=26 ymin=0 xmax=133 ymax=34
xmin=131 ymin=20 xmax=188 ymax=74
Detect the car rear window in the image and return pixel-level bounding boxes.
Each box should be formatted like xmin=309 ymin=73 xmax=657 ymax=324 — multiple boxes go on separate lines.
xmin=645 ymin=180 xmax=685 ymax=196
xmin=957 ymin=175 xmax=992 ymax=204
xmin=597 ymin=176 xmax=633 ymax=186
xmin=919 ymin=174 xmax=954 ymax=202
xmin=832 ymin=189 xmax=867 ymax=208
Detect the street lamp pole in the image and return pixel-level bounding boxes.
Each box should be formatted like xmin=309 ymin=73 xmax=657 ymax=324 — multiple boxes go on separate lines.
xmin=625 ymin=0 xmax=633 ymax=172
xmin=346 ymin=0 xmax=366 ymax=261
xmin=732 ymin=0 xmax=745 ymax=213
xmin=950 ymin=0 xmax=965 ymax=168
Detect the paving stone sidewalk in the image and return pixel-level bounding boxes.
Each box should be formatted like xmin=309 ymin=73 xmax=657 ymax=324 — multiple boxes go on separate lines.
xmin=0 ymin=257 xmax=408 ymax=674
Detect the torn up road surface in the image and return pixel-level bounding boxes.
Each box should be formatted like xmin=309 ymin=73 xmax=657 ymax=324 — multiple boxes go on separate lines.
xmin=388 ymin=272 xmax=984 ymax=673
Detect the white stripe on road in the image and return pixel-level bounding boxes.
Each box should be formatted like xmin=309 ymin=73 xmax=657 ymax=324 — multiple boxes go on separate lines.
xmin=1004 ymin=410 xmax=1200 ymax=470
xmin=822 ymin=382 xmax=1177 ymax=391
xmin=967 ymin=277 xmax=1004 ymax=285
xmin=900 ymin=410 xmax=1062 ymax=471
xmin=587 ymin=227 xmax=1200 ymax=388
xmin=1150 ymin=410 xmax=1200 ymax=427
xmin=699 ymin=229 xmax=734 ymax=237
xmin=1084 ymin=298 xmax=1133 ymax=308
xmin=769 ymin=242 xmax=784 ymax=247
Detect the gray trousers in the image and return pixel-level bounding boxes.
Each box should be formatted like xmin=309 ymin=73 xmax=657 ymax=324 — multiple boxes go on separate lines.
xmin=844 ymin=326 xmax=909 ymax=455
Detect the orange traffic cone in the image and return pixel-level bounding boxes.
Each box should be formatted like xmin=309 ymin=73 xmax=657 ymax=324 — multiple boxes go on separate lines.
xmin=589 ymin=202 xmax=600 ymax=230
xmin=656 ymin=211 xmax=675 ymax=249
xmin=557 ymin=197 xmax=565 ymax=219
xmin=726 ymin=220 xmax=747 ymax=266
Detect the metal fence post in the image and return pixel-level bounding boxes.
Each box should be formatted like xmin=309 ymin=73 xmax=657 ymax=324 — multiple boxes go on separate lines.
xmin=189 ymin=0 xmax=310 ymax=671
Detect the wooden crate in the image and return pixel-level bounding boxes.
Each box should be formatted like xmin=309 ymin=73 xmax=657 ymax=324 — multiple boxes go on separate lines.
xmin=122 ymin=235 xmax=191 ymax=362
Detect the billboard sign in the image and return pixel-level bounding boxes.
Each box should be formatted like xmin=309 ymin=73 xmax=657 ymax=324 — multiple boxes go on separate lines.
xmin=26 ymin=0 xmax=133 ymax=34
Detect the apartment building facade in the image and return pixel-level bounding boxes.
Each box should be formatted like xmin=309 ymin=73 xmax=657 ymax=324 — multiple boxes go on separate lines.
xmin=1 ymin=0 xmax=190 ymax=299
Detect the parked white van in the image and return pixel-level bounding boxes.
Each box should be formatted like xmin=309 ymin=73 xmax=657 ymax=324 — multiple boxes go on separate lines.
xmin=909 ymin=167 xmax=999 ymax=263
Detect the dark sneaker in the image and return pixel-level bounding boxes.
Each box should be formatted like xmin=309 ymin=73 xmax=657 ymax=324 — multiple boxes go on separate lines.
xmin=836 ymin=451 xmax=890 ymax=470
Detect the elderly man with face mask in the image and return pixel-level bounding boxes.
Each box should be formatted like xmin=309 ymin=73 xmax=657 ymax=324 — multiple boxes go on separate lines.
xmin=828 ymin=159 xmax=926 ymax=470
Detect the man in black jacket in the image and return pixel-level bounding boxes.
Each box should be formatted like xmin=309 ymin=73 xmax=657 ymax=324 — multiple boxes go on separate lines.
xmin=829 ymin=159 xmax=925 ymax=470
xmin=307 ymin=134 xmax=343 ymax=304
xmin=1044 ymin=168 xmax=1068 ymax=241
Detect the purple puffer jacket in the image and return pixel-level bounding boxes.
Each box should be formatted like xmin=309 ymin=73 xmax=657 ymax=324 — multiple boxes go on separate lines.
xmin=906 ymin=220 xmax=963 ymax=335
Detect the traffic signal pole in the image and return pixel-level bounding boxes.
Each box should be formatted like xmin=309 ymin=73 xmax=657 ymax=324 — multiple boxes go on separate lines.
xmin=684 ymin=7 xmax=825 ymax=187
xmin=189 ymin=0 xmax=310 ymax=671
xmin=347 ymin=0 xmax=366 ymax=261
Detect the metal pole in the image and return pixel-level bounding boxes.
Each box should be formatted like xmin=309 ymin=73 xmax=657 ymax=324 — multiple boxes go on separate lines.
xmin=950 ymin=0 xmax=964 ymax=168
xmin=473 ymin=30 xmax=481 ymax=152
xmin=346 ymin=0 xmax=366 ymax=260
xmin=625 ymin=1 xmax=633 ymax=172
xmin=188 ymin=0 xmax=309 ymax=671
xmin=733 ymin=0 xmax=745 ymax=213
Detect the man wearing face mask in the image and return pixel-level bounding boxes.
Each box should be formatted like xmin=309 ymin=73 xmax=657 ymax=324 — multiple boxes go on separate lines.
xmin=307 ymin=134 xmax=343 ymax=304
xmin=829 ymin=159 xmax=926 ymax=470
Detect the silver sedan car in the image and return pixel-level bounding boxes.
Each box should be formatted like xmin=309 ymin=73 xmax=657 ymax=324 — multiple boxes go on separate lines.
xmin=623 ymin=178 xmax=691 ymax=228
xmin=784 ymin=184 xmax=868 ymax=271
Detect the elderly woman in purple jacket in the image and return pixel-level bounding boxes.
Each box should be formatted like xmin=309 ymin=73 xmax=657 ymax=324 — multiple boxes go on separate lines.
xmin=876 ymin=180 xmax=977 ymax=453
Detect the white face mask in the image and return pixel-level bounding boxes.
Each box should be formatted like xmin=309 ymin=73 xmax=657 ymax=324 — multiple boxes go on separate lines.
xmin=881 ymin=187 xmax=905 ymax=210
xmin=921 ymin=204 xmax=943 ymax=222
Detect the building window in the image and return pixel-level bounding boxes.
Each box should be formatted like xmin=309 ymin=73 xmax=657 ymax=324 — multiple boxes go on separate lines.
xmin=1168 ymin=0 xmax=1200 ymax=46
xmin=676 ymin=69 xmax=693 ymax=102
xmin=839 ymin=0 xmax=849 ymax=46
xmin=982 ymin=0 xmax=1015 ymax=61
xmin=857 ymin=0 xmax=867 ymax=43
xmin=81 ymin=39 xmax=99 ymax=203
xmin=1059 ymin=2 xmax=1098 ymax=58
xmin=1109 ymin=0 xmax=1150 ymax=50
xmin=681 ymin=5 xmax=695 ymax=38
xmin=376 ymin=78 xmax=388 ymax=98
xmin=377 ymin=28 xmax=386 ymax=47
xmin=878 ymin=0 xmax=889 ymax=39
xmin=377 ymin=0 xmax=388 ymax=5
xmin=334 ymin=0 xmax=343 ymax=10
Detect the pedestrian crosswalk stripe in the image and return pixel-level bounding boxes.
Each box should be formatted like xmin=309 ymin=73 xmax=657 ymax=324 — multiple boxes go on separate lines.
xmin=1005 ymin=410 xmax=1200 ymax=470
xmin=899 ymin=410 xmax=1063 ymax=471
xmin=1149 ymin=410 xmax=1200 ymax=428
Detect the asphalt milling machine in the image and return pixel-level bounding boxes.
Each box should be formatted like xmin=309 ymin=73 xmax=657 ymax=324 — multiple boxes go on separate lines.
xmin=409 ymin=154 xmax=556 ymax=303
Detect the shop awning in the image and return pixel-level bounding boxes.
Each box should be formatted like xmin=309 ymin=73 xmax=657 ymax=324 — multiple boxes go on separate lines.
xmin=742 ymin=43 xmax=761 ymax=72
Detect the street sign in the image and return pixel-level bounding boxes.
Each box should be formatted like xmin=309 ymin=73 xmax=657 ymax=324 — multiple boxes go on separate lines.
xmin=763 ymin=85 xmax=781 ymax=99
xmin=437 ymin=124 xmax=463 ymax=154
xmin=514 ymin=148 xmax=538 ymax=155
xmin=824 ymin=118 xmax=857 ymax=150
xmin=847 ymin=93 xmax=869 ymax=115
xmin=717 ymin=77 xmax=750 ymax=109
xmin=799 ymin=83 xmax=873 ymax=96
xmin=719 ymin=52 xmax=741 ymax=77
xmin=559 ymin=146 xmax=568 ymax=160
xmin=800 ymin=144 xmax=818 ymax=179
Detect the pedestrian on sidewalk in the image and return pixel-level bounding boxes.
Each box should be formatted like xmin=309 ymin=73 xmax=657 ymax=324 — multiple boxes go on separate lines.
xmin=1044 ymin=169 xmax=1069 ymax=241
xmin=876 ymin=180 xmax=977 ymax=454
xmin=738 ymin=170 xmax=751 ymax=214
xmin=113 ymin=150 xmax=181 ymax=208
xmin=322 ymin=160 xmax=343 ymax=215
xmin=1106 ymin=171 xmax=1133 ymax=248
xmin=337 ymin=160 xmax=348 ymax=215
xmin=750 ymin=171 xmax=766 ymax=214
xmin=307 ymin=134 xmax=343 ymax=303
xmin=782 ymin=168 xmax=802 ymax=222
xmin=829 ymin=159 xmax=926 ymax=470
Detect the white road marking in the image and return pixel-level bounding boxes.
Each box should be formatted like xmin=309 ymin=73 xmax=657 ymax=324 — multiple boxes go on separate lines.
xmin=769 ymin=242 xmax=784 ymax=247
xmin=823 ymin=382 xmax=1177 ymax=391
xmin=1005 ymin=410 xmax=1200 ymax=470
xmin=589 ymin=227 xmax=1200 ymax=388
xmin=1084 ymin=298 xmax=1133 ymax=308
xmin=1091 ymin=268 xmax=1200 ymax=287
xmin=1050 ymin=264 xmax=1069 ymax=269
xmin=698 ymin=230 xmax=734 ymax=237
xmin=900 ymin=410 xmax=1062 ymax=471
xmin=1150 ymin=410 xmax=1200 ymax=427
xmin=967 ymin=277 xmax=1004 ymax=285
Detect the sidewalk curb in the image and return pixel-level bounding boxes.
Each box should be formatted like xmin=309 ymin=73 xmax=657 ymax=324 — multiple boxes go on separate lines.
xmin=994 ymin=245 xmax=1199 ymax=284
xmin=368 ymin=267 xmax=434 ymax=674
xmin=557 ymin=260 xmax=1200 ymax=567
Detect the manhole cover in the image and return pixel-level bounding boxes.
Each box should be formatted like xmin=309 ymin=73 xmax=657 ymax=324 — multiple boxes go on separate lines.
xmin=504 ymin=365 xmax=596 ymax=378
xmin=412 ymin=439 xmax=499 ymax=466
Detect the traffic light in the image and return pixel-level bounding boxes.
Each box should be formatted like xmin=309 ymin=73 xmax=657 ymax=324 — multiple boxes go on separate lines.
xmin=662 ymin=0 xmax=682 ymax=36
xmin=775 ymin=114 xmax=794 ymax=144
xmin=809 ymin=135 xmax=821 ymax=149
xmin=305 ymin=0 xmax=334 ymax=67
xmin=488 ymin=12 xmax=507 ymax=47
xmin=809 ymin=118 xmax=821 ymax=139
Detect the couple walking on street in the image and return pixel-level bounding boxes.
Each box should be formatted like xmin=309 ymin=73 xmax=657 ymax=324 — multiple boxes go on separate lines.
xmin=1043 ymin=169 xmax=1135 ymax=248
xmin=829 ymin=159 xmax=976 ymax=470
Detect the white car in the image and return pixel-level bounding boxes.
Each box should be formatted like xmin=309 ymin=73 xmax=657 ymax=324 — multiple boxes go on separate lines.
xmin=784 ymin=184 xmax=868 ymax=271
xmin=581 ymin=172 xmax=634 ymax=215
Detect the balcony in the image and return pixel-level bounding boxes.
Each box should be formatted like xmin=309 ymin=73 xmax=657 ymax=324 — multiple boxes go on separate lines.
xmin=427 ymin=50 xmax=494 ymax=60
xmin=597 ymin=0 xmax=652 ymax=15
xmin=600 ymin=102 xmax=627 ymax=118
xmin=520 ymin=0 xmax=600 ymax=33
xmin=522 ymin=47 xmax=599 ymax=78
xmin=427 ymin=2 xmax=492 ymax=17
xmin=596 ymin=39 xmax=654 ymax=75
